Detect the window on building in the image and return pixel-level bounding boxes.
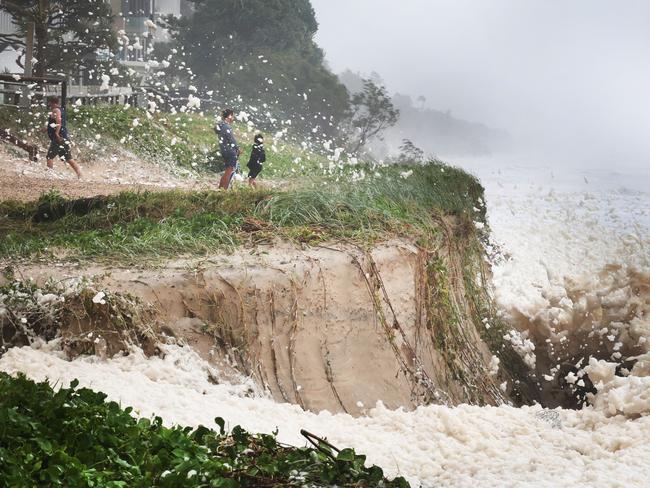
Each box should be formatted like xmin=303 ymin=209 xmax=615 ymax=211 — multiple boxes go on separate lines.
xmin=122 ymin=0 xmax=152 ymax=16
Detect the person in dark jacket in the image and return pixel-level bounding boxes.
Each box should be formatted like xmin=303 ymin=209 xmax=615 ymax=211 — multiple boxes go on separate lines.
xmin=45 ymin=96 xmax=82 ymax=179
xmin=215 ymin=108 xmax=240 ymax=189
xmin=247 ymin=134 xmax=265 ymax=187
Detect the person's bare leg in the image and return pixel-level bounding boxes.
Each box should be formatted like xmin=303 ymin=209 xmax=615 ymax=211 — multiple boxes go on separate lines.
xmin=67 ymin=158 xmax=82 ymax=179
xmin=219 ymin=166 xmax=234 ymax=189
xmin=46 ymin=158 xmax=54 ymax=170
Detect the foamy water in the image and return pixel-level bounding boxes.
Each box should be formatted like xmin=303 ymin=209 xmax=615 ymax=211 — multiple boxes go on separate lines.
xmin=3 ymin=342 xmax=650 ymax=487
xmin=457 ymin=157 xmax=649 ymax=384
xmin=2 ymin=159 xmax=650 ymax=487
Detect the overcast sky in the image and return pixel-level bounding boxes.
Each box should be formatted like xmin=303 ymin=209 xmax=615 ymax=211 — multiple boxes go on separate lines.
xmin=310 ymin=0 xmax=650 ymax=168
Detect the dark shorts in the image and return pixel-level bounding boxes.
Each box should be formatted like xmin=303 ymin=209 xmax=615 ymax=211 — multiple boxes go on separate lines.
xmin=222 ymin=150 xmax=238 ymax=168
xmin=247 ymin=163 xmax=262 ymax=179
xmin=47 ymin=139 xmax=73 ymax=161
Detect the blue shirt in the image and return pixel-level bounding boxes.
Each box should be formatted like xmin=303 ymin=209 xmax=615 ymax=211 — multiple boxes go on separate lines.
xmin=217 ymin=122 xmax=238 ymax=154
xmin=47 ymin=107 xmax=69 ymax=141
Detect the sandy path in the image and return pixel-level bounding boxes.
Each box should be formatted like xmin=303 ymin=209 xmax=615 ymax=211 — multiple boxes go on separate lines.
xmin=0 ymin=144 xmax=218 ymax=202
xmin=0 ymin=171 xmax=192 ymax=202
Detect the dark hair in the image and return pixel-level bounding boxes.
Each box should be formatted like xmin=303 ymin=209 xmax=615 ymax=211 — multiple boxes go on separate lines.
xmin=254 ymin=133 xmax=264 ymax=144
xmin=221 ymin=108 xmax=234 ymax=119
xmin=47 ymin=96 xmax=60 ymax=105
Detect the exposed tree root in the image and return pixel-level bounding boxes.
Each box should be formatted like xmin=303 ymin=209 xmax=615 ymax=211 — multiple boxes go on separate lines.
xmin=268 ymin=288 xmax=290 ymax=403
xmin=314 ymin=258 xmax=349 ymax=414
xmin=351 ymin=250 xmax=449 ymax=406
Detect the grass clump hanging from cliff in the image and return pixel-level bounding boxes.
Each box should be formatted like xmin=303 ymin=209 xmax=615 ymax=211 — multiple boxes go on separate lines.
xmin=0 ymin=161 xmax=484 ymax=263
xmin=0 ymin=373 xmax=408 ymax=487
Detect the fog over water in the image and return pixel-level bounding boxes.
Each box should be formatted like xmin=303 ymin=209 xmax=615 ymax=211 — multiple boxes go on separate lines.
xmin=311 ymin=0 xmax=650 ymax=170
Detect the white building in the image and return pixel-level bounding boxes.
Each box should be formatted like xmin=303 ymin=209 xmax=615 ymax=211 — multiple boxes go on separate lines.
xmin=156 ymin=0 xmax=181 ymax=17
xmin=111 ymin=0 xmax=188 ymax=64
xmin=0 ymin=8 xmax=19 ymax=73
xmin=0 ymin=1 xmax=191 ymax=88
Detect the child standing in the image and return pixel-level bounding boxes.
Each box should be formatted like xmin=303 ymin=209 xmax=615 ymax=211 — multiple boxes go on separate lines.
xmin=247 ymin=134 xmax=265 ymax=187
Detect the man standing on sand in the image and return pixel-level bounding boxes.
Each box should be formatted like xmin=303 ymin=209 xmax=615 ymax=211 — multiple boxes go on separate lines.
xmin=215 ymin=108 xmax=240 ymax=189
xmin=45 ymin=96 xmax=82 ymax=179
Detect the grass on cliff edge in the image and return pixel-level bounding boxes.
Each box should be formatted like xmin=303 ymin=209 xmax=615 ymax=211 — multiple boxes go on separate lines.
xmin=0 ymin=161 xmax=486 ymax=263
xmin=0 ymin=372 xmax=409 ymax=487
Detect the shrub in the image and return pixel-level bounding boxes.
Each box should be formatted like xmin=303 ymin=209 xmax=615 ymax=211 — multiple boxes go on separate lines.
xmin=0 ymin=373 xmax=409 ymax=487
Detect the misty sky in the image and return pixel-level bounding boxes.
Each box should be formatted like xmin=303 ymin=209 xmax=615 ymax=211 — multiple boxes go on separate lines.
xmin=311 ymin=0 xmax=650 ymax=167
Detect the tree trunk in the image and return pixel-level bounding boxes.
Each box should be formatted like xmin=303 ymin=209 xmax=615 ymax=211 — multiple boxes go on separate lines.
xmin=33 ymin=0 xmax=49 ymax=78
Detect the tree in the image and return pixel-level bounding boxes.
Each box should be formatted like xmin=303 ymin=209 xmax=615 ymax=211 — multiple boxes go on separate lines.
xmin=347 ymin=79 xmax=399 ymax=154
xmin=0 ymin=0 xmax=118 ymax=78
xmin=160 ymin=0 xmax=350 ymax=137
xmin=338 ymin=69 xmax=364 ymax=95
xmin=162 ymin=0 xmax=320 ymax=79
xmin=398 ymin=138 xmax=425 ymax=163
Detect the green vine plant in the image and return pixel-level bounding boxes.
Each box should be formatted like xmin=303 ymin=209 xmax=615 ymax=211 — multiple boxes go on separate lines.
xmin=0 ymin=373 xmax=410 ymax=487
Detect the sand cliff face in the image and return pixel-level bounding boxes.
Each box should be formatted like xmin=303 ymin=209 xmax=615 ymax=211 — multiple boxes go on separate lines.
xmin=6 ymin=231 xmax=525 ymax=414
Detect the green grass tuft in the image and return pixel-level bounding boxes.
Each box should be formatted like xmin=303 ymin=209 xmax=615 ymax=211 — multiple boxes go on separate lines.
xmin=0 ymin=162 xmax=485 ymax=263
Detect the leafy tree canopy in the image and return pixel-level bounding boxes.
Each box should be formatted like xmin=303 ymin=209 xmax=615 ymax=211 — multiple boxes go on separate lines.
xmin=160 ymin=0 xmax=350 ymax=136
xmin=0 ymin=0 xmax=119 ymax=78
xmin=188 ymin=0 xmax=318 ymax=54
xmin=347 ymin=79 xmax=400 ymax=153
